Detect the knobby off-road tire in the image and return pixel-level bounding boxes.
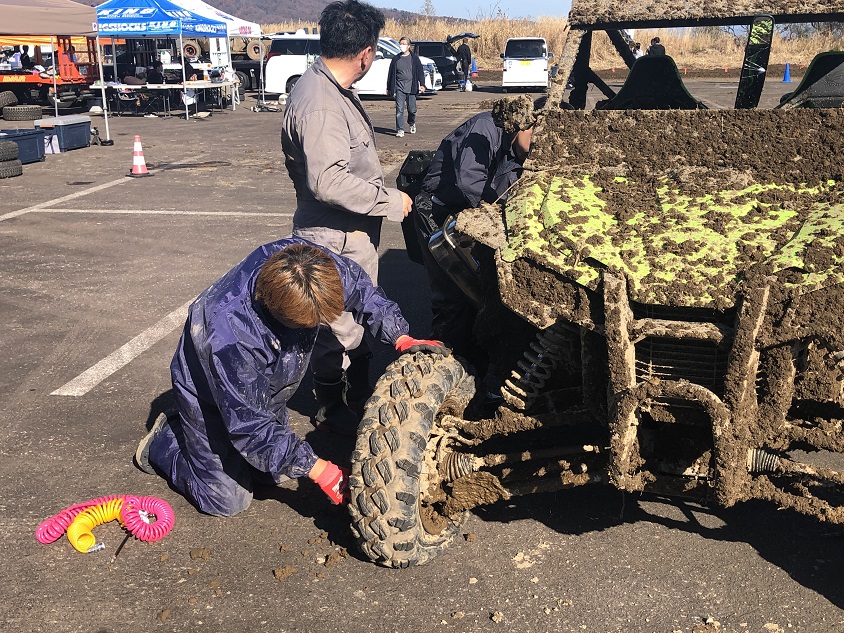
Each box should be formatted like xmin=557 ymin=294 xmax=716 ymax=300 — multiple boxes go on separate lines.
xmin=0 ymin=159 xmax=23 ymax=179
xmin=0 ymin=140 xmax=19 ymax=162
xmin=0 ymin=90 xmax=18 ymax=110
xmin=2 ymin=105 xmax=43 ymax=121
xmin=349 ymin=352 xmax=474 ymax=568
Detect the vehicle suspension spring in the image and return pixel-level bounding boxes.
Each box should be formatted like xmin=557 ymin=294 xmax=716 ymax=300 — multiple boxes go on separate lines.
xmin=501 ymin=324 xmax=576 ymax=410
xmin=747 ymin=448 xmax=781 ymax=474
xmin=439 ymin=452 xmax=478 ymax=482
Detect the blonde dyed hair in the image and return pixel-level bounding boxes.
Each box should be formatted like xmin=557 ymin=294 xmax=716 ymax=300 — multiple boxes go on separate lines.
xmin=255 ymin=244 xmax=345 ymax=328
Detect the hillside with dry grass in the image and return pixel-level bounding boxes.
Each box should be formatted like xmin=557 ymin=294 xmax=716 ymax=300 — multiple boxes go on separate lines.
xmin=264 ymin=16 xmax=836 ymax=72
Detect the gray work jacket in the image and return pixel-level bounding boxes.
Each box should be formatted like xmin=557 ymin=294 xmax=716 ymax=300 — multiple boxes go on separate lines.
xmin=281 ymin=58 xmax=404 ymax=233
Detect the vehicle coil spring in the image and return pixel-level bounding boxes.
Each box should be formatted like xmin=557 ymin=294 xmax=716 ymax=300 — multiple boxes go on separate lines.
xmin=501 ymin=324 xmax=576 ymax=410
xmin=747 ymin=448 xmax=781 ymax=474
xmin=439 ymin=452 xmax=477 ymax=482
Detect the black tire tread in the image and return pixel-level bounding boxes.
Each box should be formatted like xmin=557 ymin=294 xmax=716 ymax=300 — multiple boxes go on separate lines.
xmin=0 ymin=159 xmax=23 ymax=179
xmin=349 ymin=352 xmax=473 ymax=568
xmin=2 ymin=104 xmax=43 ymax=121
xmin=0 ymin=140 xmax=19 ymax=162
xmin=0 ymin=90 xmax=18 ymax=110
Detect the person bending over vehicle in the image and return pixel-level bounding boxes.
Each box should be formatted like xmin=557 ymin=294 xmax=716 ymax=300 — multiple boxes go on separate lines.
xmin=415 ymin=95 xmax=541 ymax=381
xmin=134 ymin=239 xmax=447 ymax=516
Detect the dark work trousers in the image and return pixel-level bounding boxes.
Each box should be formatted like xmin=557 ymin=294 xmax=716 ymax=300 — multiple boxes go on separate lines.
xmin=413 ymin=192 xmax=488 ymax=375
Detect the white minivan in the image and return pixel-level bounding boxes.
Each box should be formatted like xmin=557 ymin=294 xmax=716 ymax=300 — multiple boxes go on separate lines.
xmin=501 ymin=37 xmax=552 ymax=91
xmin=264 ymin=31 xmax=441 ymax=96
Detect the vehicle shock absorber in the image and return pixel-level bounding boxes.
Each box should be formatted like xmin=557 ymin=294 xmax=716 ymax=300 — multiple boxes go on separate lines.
xmin=501 ymin=323 xmax=577 ymax=410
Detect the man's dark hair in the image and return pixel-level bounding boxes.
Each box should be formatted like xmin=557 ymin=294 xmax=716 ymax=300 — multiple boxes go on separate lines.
xmin=319 ymin=0 xmax=385 ymax=59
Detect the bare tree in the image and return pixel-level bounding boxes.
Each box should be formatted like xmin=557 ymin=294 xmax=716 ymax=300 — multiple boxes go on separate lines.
xmin=421 ymin=0 xmax=436 ymax=17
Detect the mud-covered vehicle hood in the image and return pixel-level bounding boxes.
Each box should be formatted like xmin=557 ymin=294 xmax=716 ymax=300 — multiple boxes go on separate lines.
xmin=498 ymin=108 xmax=844 ymax=310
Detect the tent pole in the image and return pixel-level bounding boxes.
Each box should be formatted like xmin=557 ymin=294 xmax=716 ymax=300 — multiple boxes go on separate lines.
xmin=95 ymin=33 xmax=112 ymax=144
xmin=259 ymin=37 xmax=265 ymax=105
xmin=179 ymin=27 xmax=188 ymax=121
xmin=51 ymin=35 xmax=58 ymax=117
xmin=226 ymin=35 xmax=234 ymax=110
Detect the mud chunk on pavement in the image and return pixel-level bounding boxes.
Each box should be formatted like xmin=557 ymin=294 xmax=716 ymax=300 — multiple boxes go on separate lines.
xmin=278 ymin=542 xmax=290 ymax=552
xmin=490 ymin=611 xmax=505 ymax=623
xmin=324 ymin=548 xmax=348 ymax=568
xmin=463 ymin=532 xmax=476 ymax=542
xmin=156 ymin=609 xmax=170 ymax=623
xmin=273 ymin=565 xmax=296 ymax=581
xmin=451 ymin=611 xmax=465 ymax=619
xmin=189 ymin=547 xmax=212 ymax=560
xmin=159 ymin=552 xmax=170 ymax=562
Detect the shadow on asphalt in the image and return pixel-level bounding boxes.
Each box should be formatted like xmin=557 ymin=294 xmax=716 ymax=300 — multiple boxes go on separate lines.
xmin=474 ymin=486 xmax=844 ymax=608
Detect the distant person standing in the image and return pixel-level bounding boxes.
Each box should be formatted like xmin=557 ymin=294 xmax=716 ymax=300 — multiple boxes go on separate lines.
xmin=646 ymin=37 xmax=665 ymax=56
xmin=387 ymin=36 xmax=425 ymax=137
xmin=457 ymin=37 xmax=472 ymax=81
xmin=20 ymin=45 xmax=34 ymax=70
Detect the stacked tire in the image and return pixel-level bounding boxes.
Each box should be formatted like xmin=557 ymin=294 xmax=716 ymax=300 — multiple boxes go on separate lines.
xmin=1 ymin=90 xmax=42 ymax=122
xmin=0 ymin=139 xmax=22 ymax=179
xmin=0 ymin=90 xmax=38 ymax=179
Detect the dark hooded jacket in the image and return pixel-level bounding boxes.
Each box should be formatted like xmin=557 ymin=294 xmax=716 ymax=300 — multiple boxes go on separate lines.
xmin=169 ymin=237 xmax=409 ymax=481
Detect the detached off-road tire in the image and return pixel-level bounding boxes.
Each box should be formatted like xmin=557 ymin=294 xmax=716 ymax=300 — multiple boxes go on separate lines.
xmin=0 ymin=140 xmax=19 ymax=162
xmin=0 ymin=90 xmax=18 ymax=109
xmin=2 ymin=104 xmax=43 ymax=121
xmin=0 ymin=159 xmax=23 ymax=179
xmin=349 ymin=352 xmax=474 ymax=568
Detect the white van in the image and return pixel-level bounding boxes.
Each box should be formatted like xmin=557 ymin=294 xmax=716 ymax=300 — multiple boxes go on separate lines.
xmin=501 ymin=37 xmax=552 ymax=91
xmin=264 ymin=31 xmax=442 ymax=96
xmin=263 ymin=30 xmax=320 ymax=95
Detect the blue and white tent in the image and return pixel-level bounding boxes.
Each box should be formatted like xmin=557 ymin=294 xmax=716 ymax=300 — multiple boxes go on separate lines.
xmin=96 ymin=0 xmax=226 ymax=38
xmin=96 ymin=0 xmax=227 ymax=120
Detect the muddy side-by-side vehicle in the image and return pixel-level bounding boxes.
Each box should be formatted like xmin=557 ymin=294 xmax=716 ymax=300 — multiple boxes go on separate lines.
xmin=348 ymin=0 xmax=844 ymax=567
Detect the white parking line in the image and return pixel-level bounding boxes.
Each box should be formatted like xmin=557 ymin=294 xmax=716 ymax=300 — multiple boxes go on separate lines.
xmin=51 ymin=299 xmax=194 ymax=397
xmin=0 ymin=176 xmax=132 ymax=221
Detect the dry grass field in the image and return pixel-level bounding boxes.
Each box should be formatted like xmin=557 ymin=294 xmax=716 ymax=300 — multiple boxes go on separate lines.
xmin=262 ymin=17 xmax=838 ymax=72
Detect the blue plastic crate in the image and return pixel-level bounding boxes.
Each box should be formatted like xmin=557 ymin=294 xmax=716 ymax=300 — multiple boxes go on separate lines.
xmin=0 ymin=128 xmax=45 ymax=164
xmin=34 ymin=115 xmax=91 ymax=152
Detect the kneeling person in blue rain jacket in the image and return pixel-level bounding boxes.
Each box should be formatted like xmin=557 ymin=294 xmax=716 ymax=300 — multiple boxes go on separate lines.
xmin=134 ymin=238 xmax=448 ymax=516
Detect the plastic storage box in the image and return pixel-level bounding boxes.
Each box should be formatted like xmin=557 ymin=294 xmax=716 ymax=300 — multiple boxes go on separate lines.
xmin=34 ymin=115 xmax=91 ymax=152
xmin=0 ymin=128 xmax=45 ymax=164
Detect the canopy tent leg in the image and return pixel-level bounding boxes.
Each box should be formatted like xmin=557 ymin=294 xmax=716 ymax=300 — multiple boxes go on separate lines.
xmin=51 ymin=35 xmax=58 ymax=117
xmin=95 ymin=34 xmax=113 ymax=145
xmin=179 ymin=28 xmax=188 ymax=121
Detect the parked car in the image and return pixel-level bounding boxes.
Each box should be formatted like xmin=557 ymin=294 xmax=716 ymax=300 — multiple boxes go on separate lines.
xmin=501 ymin=37 xmax=552 ymax=91
xmin=263 ymin=30 xmax=320 ymax=95
xmin=264 ymin=31 xmax=442 ymax=96
xmin=414 ymin=33 xmax=478 ymax=88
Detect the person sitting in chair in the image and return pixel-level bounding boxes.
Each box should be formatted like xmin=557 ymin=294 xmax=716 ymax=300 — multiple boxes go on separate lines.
xmin=147 ymin=61 xmax=165 ymax=84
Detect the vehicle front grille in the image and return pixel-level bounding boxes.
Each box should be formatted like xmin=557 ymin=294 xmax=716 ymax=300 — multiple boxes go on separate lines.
xmin=636 ymin=337 xmax=729 ymax=396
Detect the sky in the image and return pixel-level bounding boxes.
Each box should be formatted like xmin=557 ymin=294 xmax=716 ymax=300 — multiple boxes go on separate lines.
xmin=383 ymin=0 xmax=573 ymax=20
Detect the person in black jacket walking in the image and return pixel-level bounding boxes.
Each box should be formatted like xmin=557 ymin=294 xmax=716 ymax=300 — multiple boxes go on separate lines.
xmin=388 ymin=37 xmax=425 ymax=137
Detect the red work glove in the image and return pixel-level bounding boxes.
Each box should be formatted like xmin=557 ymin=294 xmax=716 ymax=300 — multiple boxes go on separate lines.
xmin=395 ymin=334 xmax=451 ymax=356
xmin=313 ymin=461 xmax=350 ymax=505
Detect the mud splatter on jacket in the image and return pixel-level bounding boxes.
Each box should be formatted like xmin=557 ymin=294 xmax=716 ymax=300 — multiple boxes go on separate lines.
xmin=170 ymin=237 xmax=409 ymax=481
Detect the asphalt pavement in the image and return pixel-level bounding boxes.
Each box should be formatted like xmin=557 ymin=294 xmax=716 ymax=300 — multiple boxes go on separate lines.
xmin=1 ymin=78 xmax=842 ymax=633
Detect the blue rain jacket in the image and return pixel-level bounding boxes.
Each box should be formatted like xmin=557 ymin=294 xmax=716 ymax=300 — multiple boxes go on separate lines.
xmin=170 ymin=237 xmax=409 ymax=483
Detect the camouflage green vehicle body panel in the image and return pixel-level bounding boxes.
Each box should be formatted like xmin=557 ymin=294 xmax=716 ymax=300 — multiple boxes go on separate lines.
xmin=501 ymin=175 xmax=844 ymax=308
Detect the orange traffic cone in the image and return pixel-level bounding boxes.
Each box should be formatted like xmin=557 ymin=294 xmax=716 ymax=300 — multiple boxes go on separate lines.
xmin=128 ymin=135 xmax=151 ymax=177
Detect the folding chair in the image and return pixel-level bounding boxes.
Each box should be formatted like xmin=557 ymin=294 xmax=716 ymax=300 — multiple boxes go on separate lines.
xmin=113 ymin=88 xmax=140 ymax=116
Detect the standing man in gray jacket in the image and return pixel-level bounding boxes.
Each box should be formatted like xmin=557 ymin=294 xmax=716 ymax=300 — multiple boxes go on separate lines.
xmin=282 ymin=0 xmax=413 ymax=436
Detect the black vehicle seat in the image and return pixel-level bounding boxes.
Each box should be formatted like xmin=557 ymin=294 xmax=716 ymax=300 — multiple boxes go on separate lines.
xmin=596 ymin=55 xmax=706 ymax=110
xmin=776 ymin=51 xmax=844 ymax=109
